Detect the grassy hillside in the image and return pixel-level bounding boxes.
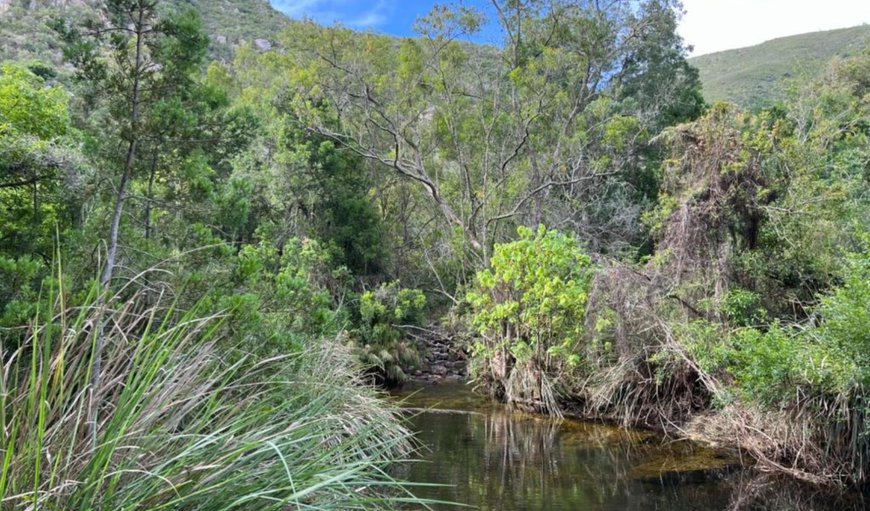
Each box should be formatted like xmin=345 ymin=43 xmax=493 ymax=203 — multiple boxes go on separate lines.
xmin=0 ymin=0 xmax=292 ymax=64
xmin=689 ymin=25 xmax=870 ymax=109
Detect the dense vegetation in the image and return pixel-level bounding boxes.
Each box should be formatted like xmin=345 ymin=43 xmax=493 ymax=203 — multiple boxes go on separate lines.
xmin=0 ymin=0 xmax=868 ymax=506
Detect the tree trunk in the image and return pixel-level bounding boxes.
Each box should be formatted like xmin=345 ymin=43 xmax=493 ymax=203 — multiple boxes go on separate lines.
xmin=144 ymin=153 xmax=157 ymax=241
xmin=91 ymin=4 xmax=146 ymax=449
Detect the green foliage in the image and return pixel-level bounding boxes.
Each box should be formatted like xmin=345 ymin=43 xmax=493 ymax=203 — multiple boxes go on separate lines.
xmin=728 ymin=325 xmax=847 ymax=404
xmin=0 ymin=63 xmax=78 ymax=316
xmin=210 ymin=237 xmax=348 ymax=353
xmin=818 ymin=247 xmax=870 ymax=372
xmin=467 ymin=226 xmax=595 ymax=401
xmin=678 ymin=320 xmax=734 ymax=380
xmin=682 ymin=246 xmax=870 ymax=408
xmin=360 ymin=283 xmax=427 ymax=327
xmin=351 ymin=282 xmax=426 ymax=386
xmin=722 ymin=287 xmax=767 ymax=327
xmin=0 ymin=255 xmax=44 ymax=329
xmin=615 ymin=0 xmax=705 ymax=129
xmin=304 ymin=139 xmax=386 ymax=274
xmin=0 ymin=63 xmax=69 ymax=138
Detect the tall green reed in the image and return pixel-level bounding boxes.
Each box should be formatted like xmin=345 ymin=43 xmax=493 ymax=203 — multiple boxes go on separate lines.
xmin=0 ymin=269 xmax=427 ymax=510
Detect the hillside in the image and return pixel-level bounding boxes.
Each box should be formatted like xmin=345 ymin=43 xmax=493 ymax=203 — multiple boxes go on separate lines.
xmin=689 ymin=24 xmax=870 ymax=109
xmin=0 ymin=0 xmax=291 ymax=63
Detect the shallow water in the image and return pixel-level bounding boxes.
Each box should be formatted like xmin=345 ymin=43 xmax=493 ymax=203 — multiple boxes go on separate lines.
xmin=391 ymin=382 xmax=865 ymax=511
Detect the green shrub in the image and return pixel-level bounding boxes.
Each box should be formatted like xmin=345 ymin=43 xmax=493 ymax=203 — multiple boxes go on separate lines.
xmin=205 ymin=237 xmax=348 ymax=353
xmin=350 ymin=281 xmax=426 ymax=387
xmin=818 ymin=248 xmax=870 ymax=372
xmin=677 ymin=246 xmax=868 ymax=412
xmin=466 ymin=226 xmax=595 ymax=414
xmin=0 ymin=255 xmax=44 ymax=328
xmin=722 ymin=287 xmax=767 ymax=327
xmin=718 ymin=248 xmax=869 ymax=405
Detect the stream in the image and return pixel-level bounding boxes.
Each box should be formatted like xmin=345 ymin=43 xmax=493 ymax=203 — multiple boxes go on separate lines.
xmin=391 ymin=381 xmax=867 ymax=510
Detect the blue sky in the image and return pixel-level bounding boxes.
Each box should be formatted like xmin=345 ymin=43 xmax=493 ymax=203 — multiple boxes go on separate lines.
xmin=269 ymin=0 xmax=870 ymax=55
xmin=269 ymin=0 xmax=503 ymax=44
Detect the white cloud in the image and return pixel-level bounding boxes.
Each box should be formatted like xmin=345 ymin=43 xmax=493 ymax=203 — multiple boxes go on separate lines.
xmin=348 ymin=0 xmax=390 ymax=28
xmin=678 ymin=0 xmax=870 ymax=56
xmin=350 ymin=11 xmax=387 ymax=27
xmin=271 ymin=0 xmax=393 ymax=28
xmin=270 ymin=0 xmax=327 ymax=18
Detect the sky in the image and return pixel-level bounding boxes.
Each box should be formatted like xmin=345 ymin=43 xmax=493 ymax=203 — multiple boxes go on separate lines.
xmin=679 ymin=0 xmax=870 ymax=55
xmin=268 ymin=0 xmax=450 ymax=38
xmin=269 ymin=0 xmax=870 ymax=56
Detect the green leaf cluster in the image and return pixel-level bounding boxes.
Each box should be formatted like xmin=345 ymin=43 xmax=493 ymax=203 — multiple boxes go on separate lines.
xmin=468 ymin=226 xmax=595 ymax=376
xmin=350 ymin=282 xmax=426 ymax=386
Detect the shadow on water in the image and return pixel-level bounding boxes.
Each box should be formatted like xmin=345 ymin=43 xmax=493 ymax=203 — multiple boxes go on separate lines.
xmin=390 ymin=382 xmax=868 ymax=511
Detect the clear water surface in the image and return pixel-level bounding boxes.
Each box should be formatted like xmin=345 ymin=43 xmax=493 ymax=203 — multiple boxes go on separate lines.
xmin=391 ymin=381 xmax=866 ymax=511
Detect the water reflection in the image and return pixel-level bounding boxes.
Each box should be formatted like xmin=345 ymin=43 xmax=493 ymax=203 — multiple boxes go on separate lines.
xmin=393 ymin=382 xmax=866 ymax=511
xmin=724 ymin=473 xmax=868 ymax=510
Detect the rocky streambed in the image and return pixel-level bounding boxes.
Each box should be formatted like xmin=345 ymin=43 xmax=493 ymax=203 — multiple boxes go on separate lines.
xmin=409 ymin=331 xmax=469 ymax=384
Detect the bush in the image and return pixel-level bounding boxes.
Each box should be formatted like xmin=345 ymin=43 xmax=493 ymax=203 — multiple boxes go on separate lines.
xmin=722 ymin=287 xmax=767 ymax=327
xmin=818 ymin=247 xmax=870 ymax=373
xmin=716 ymin=248 xmax=870 ymax=405
xmin=203 ymin=237 xmax=349 ymax=353
xmin=467 ymin=226 xmax=595 ymax=414
xmin=350 ymin=281 xmax=426 ymax=387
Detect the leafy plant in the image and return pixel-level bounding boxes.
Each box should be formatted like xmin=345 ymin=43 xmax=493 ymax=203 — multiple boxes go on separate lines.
xmin=350 ymin=282 xmax=426 ymax=387
xmin=722 ymin=287 xmax=767 ymax=327
xmin=467 ymin=226 xmax=595 ymax=414
xmin=212 ymin=237 xmax=348 ymax=352
xmin=0 ymin=64 xmax=76 ymax=315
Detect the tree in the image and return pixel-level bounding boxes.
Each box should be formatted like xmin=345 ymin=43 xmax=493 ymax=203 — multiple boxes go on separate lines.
xmin=58 ymin=0 xmax=239 ymax=281
xmin=57 ymin=0 xmax=219 ymax=447
xmin=614 ymin=0 xmax=705 ymax=131
xmin=0 ymin=63 xmax=74 ymax=260
xmin=0 ymin=63 xmax=78 ymax=323
xmin=281 ymin=0 xmax=701 ymax=269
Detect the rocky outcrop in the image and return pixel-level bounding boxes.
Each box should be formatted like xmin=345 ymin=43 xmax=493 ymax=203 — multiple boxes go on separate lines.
xmin=412 ymin=329 xmax=468 ymax=384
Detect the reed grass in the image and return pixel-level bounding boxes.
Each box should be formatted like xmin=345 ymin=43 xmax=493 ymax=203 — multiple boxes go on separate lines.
xmin=0 ymin=273 xmax=426 ymax=510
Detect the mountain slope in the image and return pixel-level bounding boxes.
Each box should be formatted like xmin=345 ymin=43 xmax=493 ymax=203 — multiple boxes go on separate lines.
xmin=689 ymin=25 xmax=870 ymax=109
xmin=0 ymin=0 xmax=292 ymax=64
xmin=187 ymin=0 xmax=292 ymax=60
